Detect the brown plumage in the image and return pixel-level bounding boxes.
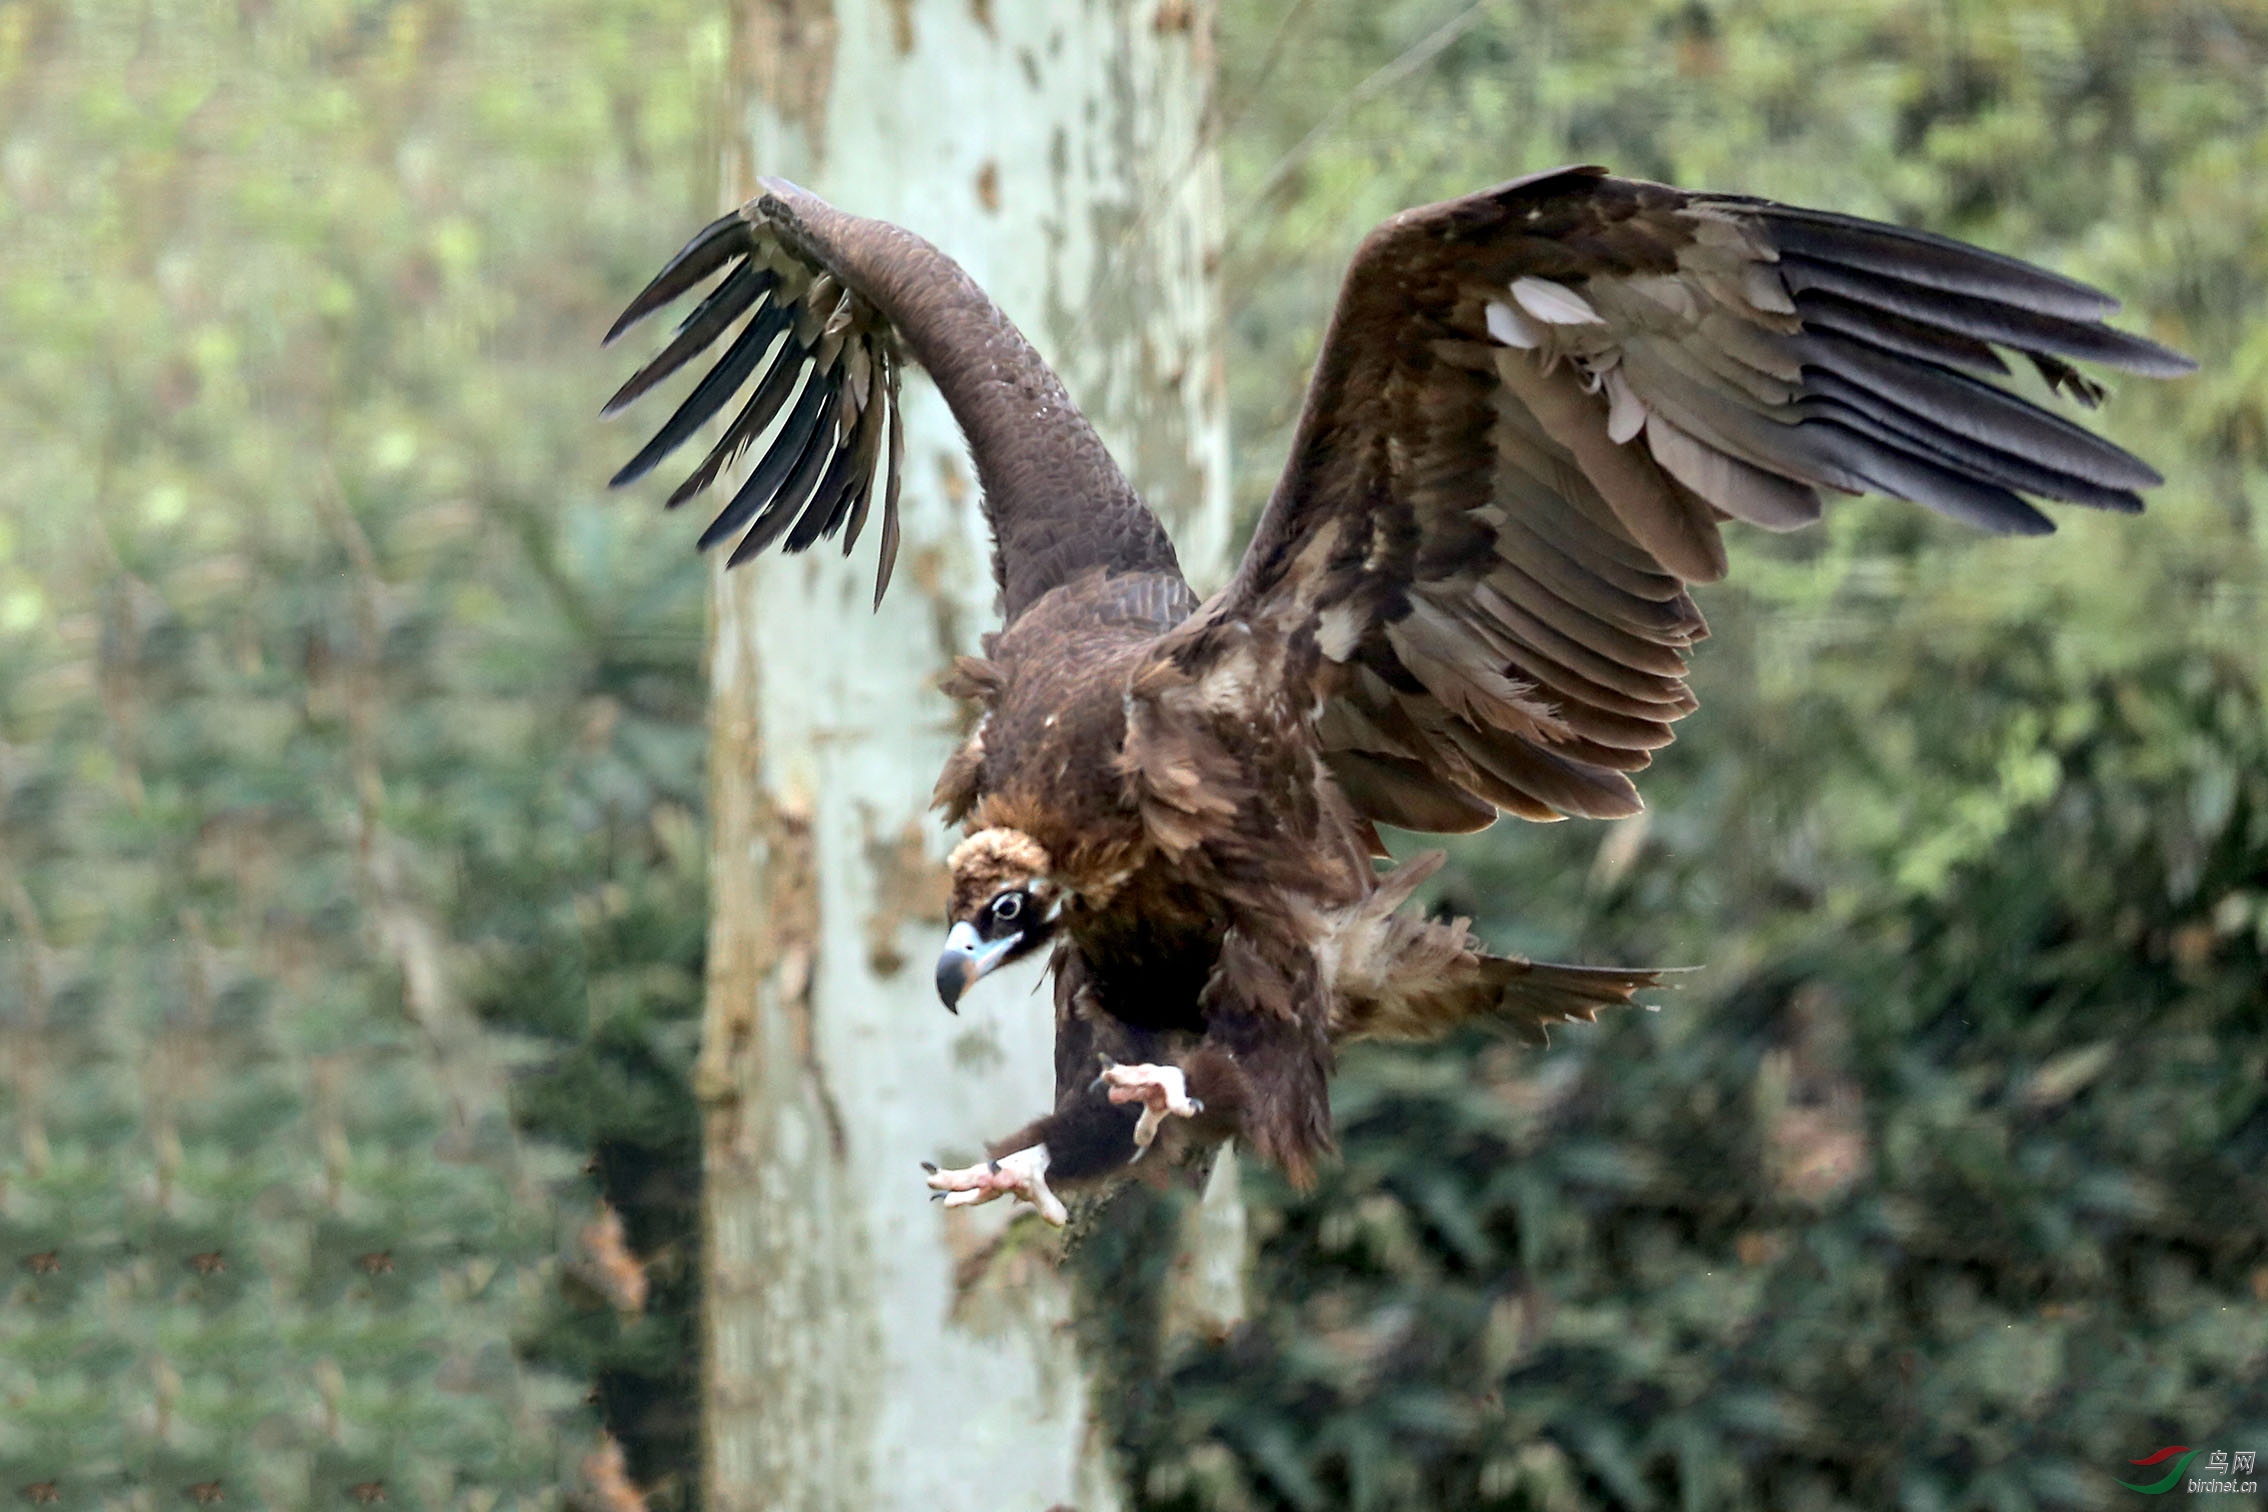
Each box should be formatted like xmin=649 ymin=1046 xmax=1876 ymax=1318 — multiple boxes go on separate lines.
xmin=606 ymin=167 xmax=2188 ymax=1219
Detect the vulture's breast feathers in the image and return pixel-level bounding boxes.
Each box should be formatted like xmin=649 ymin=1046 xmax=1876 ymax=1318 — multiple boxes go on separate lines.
xmin=932 ymin=567 xmax=1262 ymax=1016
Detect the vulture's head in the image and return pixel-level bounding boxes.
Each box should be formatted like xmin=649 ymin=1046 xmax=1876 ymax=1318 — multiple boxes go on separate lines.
xmin=935 ymin=828 xmax=1062 ymax=1011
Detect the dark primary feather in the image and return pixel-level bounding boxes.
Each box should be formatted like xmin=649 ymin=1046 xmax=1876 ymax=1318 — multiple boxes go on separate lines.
xmin=603 ymin=181 xmax=1185 ymax=621
xmin=736 ymin=383 xmax=850 ymax=563
xmin=1778 ymin=252 xmax=2191 ymax=378
xmin=602 ymin=205 xmax=908 ymax=602
xmin=1209 ymin=165 xmax=2189 ymax=832
xmin=697 ymin=372 xmax=834 ymax=553
xmin=663 ymin=303 xmax=808 ymax=506
xmin=1753 ymin=204 xmax=2117 ymax=318
xmin=600 ymin=262 xmax=776 ymax=418
xmin=602 ymin=210 xmax=745 ymax=346
xmin=1794 ymin=290 xmax=2013 ymax=379
xmin=1794 ymin=328 xmax=2162 ymax=489
xmin=607 ymin=297 xmax=796 ymax=491
xmin=787 ymin=399 xmax=879 ymax=552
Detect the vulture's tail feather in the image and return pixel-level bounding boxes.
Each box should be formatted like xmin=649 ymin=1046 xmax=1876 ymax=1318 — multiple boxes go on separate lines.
xmin=1327 ymin=852 xmax=1676 ymax=1047
xmin=1471 ymin=955 xmax=1674 ymax=1047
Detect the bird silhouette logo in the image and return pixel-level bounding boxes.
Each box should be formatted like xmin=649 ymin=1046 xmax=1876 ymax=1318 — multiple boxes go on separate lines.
xmin=2117 ymin=1446 xmax=2200 ymax=1495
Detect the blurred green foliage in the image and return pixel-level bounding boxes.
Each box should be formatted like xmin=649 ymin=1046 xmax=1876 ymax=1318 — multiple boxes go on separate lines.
xmin=3 ymin=0 xmax=2262 ymax=1509
xmin=1103 ymin=2 xmax=2268 ymax=1510
xmin=0 ymin=1 xmax=721 ymax=1504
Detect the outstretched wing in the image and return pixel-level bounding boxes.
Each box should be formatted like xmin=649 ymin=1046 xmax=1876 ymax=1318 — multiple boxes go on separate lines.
xmin=1217 ymin=165 xmax=2190 ymax=829
xmin=602 ymin=200 xmax=908 ymax=603
xmin=604 ymin=181 xmax=1184 ymax=619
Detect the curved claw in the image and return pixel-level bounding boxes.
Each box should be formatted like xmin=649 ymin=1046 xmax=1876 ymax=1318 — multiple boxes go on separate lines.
xmin=922 ymin=1145 xmax=1067 ymax=1227
xmin=1095 ymin=1062 xmax=1205 ymax=1160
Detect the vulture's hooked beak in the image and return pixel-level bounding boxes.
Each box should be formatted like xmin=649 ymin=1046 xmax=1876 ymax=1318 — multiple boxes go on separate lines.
xmin=934 ymin=920 xmax=1018 ymax=1012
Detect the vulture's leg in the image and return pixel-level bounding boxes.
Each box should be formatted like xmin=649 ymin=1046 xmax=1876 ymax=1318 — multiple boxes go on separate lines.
xmin=917 ymin=952 xmax=1152 ymax=1218
xmin=983 ymin=1096 xmax=1145 ymax=1183
xmin=1185 ymin=926 xmax=1335 ymax=1185
xmin=1092 ymin=1058 xmax=1204 ymax=1158
xmin=923 ymin=1145 xmax=1068 ymax=1227
xmin=923 ymin=1097 xmax=1146 ymax=1225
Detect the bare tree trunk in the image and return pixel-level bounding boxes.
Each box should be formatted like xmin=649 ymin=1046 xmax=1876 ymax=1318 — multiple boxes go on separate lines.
xmin=697 ymin=3 xmax=1228 ymax=1508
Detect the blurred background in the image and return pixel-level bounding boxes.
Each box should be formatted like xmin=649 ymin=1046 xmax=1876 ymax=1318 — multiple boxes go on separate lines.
xmin=0 ymin=0 xmax=2261 ymax=1507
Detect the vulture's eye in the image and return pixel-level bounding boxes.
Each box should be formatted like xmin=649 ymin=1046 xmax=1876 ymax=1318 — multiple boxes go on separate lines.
xmin=989 ymin=891 xmax=1024 ymax=927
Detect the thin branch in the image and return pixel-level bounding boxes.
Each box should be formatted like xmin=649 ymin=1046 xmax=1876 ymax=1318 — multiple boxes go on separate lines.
xmin=1247 ymin=0 xmax=1493 ymax=206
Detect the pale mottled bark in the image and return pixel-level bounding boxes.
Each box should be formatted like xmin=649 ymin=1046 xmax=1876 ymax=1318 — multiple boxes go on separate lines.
xmin=699 ymin=3 xmax=1229 ymax=1508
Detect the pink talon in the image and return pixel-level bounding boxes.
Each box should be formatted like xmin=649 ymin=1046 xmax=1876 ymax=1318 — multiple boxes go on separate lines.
xmin=922 ymin=1145 xmax=1067 ymax=1226
xmin=1094 ymin=1060 xmax=1204 ymax=1159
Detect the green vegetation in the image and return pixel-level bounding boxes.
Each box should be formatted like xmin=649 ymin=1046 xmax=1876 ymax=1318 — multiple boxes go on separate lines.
xmin=1 ymin=3 xmax=719 ymax=1503
xmin=1 ymin=1 xmax=2259 ymax=1507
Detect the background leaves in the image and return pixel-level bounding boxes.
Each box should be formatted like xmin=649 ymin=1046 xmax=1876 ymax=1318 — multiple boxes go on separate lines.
xmin=1 ymin=2 xmax=718 ymax=1504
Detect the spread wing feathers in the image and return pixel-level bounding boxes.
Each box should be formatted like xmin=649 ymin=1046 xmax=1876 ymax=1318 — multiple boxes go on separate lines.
xmin=604 ymin=205 xmax=907 ymax=605
xmin=604 ymin=181 xmax=1184 ymax=621
xmin=1224 ymin=165 xmax=2191 ymax=827
xmin=1325 ymin=853 xmax=1667 ymax=1047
